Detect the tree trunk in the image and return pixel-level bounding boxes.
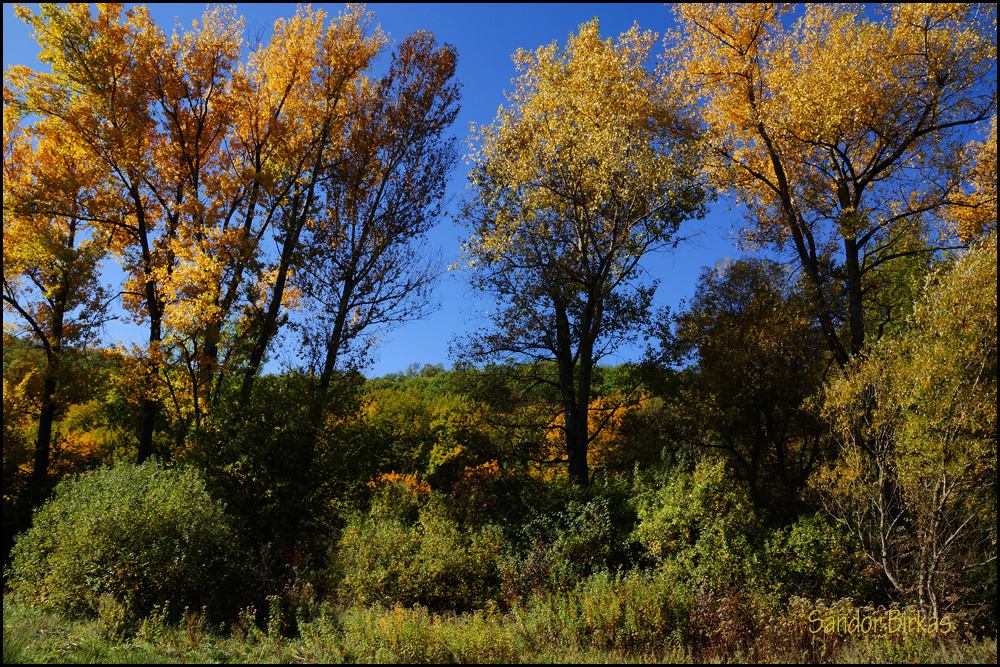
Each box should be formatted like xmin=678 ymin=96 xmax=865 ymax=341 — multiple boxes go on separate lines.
xmin=28 ymin=374 xmax=57 ymax=502
xmin=844 ymin=236 xmax=866 ymax=356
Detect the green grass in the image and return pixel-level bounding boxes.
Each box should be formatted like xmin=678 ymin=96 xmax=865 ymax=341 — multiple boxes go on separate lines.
xmin=4 ymin=595 xmax=996 ymax=664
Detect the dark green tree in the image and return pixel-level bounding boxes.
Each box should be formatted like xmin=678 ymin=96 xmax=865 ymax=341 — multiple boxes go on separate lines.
xmin=661 ymin=258 xmax=830 ymax=512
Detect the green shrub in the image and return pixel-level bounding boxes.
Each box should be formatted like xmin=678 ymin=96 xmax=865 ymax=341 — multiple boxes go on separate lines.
xmin=179 ymin=372 xmax=364 ymax=554
xmin=502 ymin=495 xmax=619 ymax=600
xmin=760 ymin=513 xmax=875 ymax=601
xmin=336 ymin=484 xmax=502 ymax=612
xmin=6 ymin=461 xmax=245 ymax=626
xmin=632 ymin=458 xmax=761 ymax=595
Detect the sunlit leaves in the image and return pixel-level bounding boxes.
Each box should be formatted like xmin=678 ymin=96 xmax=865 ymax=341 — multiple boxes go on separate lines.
xmin=459 ymin=19 xmax=708 ymax=484
xmin=6 ymin=3 xmax=455 ymax=461
xmin=666 ymin=3 xmax=997 ymax=365
xmin=463 ymin=19 xmax=704 ymax=280
xmin=949 ymin=113 xmax=998 ymax=242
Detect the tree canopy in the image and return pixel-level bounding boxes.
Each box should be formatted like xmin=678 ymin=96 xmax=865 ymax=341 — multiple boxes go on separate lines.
xmin=457 ymin=19 xmax=708 ymax=484
xmin=5 ymin=3 xmax=460 ymax=462
xmin=666 ymin=3 xmax=997 ymax=367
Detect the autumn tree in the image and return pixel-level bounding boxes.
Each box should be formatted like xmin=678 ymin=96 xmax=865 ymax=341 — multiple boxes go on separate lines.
xmin=817 ymin=233 xmax=997 ymax=621
xmin=667 ymin=3 xmax=997 ymax=368
xmin=7 ymin=3 xmax=250 ymax=461
xmin=458 ymin=20 xmax=708 ymax=485
xmin=660 ymin=258 xmax=830 ymax=513
xmin=229 ymin=6 xmax=386 ymax=405
xmin=7 ymin=5 xmax=451 ymax=460
xmin=296 ymin=30 xmax=460 ymax=403
xmin=3 ymin=102 xmax=112 ymax=500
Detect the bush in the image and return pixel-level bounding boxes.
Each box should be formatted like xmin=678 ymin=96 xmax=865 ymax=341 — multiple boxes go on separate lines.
xmin=632 ymin=458 xmax=761 ymax=594
xmin=336 ymin=481 xmax=502 ymax=612
xmin=760 ymin=513 xmax=876 ymax=602
xmin=6 ymin=461 xmax=246 ymax=627
xmin=180 ymin=372 xmax=363 ymax=552
xmin=503 ymin=496 xmax=616 ymax=600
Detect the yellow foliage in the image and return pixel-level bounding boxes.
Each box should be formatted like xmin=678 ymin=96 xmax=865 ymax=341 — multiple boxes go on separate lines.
xmin=949 ymin=114 xmax=997 ymax=243
xmin=816 ymin=233 xmax=996 ymax=616
xmin=461 ymin=18 xmax=701 ymax=275
xmin=666 ymin=3 xmax=996 ymax=365
xmin=7 ymin=3 xmax=392 ymax=451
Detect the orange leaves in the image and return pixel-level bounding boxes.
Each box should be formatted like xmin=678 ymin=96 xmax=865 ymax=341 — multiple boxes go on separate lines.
xmin=536 ymin=393 xmax=653 ymax=478
xmin=7 ymin=3 xmax=410 ymax=455
xmin=369 ymin=471 xmax=431 ymax=499
xmin=3 ymin=106 xmax=112 ymax=353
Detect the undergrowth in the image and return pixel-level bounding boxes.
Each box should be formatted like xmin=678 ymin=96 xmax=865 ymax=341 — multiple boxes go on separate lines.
xmin=5 ymin=592 xmax=996 ymax=664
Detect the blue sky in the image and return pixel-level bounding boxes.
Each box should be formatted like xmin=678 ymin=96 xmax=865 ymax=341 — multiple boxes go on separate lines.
xmin=3 ymin=3 xmax=746 ymax=378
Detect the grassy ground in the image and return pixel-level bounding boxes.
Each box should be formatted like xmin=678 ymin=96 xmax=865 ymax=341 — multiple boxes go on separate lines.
xmin=4 ymin=595 xmax=997 ymax=664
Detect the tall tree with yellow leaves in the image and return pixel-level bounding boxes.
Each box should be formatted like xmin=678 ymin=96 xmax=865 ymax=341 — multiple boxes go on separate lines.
xmin=7 ymin=4 xmax=398 ymax=460
xmin=458 ymin=20 xmax=708 ymax=485
xmin=667 ymin=3 xmax=996 ymax=368
xmin=3 ymin=103 xmax=112 ymax=500
xmin=230 ymin=5 xmax=386 ymax=405
xmin=8 ymin=3 xmax=247 ymax=461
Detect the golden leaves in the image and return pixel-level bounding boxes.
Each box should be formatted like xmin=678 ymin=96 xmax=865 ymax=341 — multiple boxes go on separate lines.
xmin=949 ymin=114 xmax=998 ymax=242
xmin=463 ymin=18 xmax=700 ymax=278
xmin=667 ymin=2 xmax=996 ymax=243
xmin=666 ymin=2 xmax=996 ymax=369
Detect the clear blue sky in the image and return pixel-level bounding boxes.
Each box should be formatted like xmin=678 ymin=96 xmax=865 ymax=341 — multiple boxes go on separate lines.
xmin=3 ymin=3 xmax=747 ymax=378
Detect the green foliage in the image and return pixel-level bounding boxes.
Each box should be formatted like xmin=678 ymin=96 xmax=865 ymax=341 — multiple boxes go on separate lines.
xmin=632 ymin=458 xmax=762 ymax=594
xmin=514 ymin=568 xmax=689 ymax=654
xmin=5 ymin=590 xmax=999 ymax=664
xmin=6 ymin=462 xmax=246 ymax=627
xmin=336 ymin=483 xmax=503 ymax=612
xmin=502 ymin=473 xmax=642 ymax=600
xmin=505 ymin=498 xmax=615 ymax=598
xmin=330 ymin=604 xmax=525 ymax=663
xmin=3 ymin=339 xmax=128 ymax=566
xmin=659 ymin=258 xmax=830 ymax=512
xmin=760 ymin=513 xmax=875 ymax=602
xmin=818 ymin=233 xmax=997 ymax=622
xmin=357 ymin=383 xmax=495 ymax=488
xmin=181 ymin=371 xmax=363 ymax=553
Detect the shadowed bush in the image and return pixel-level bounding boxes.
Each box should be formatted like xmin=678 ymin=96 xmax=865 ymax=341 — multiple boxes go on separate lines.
xmin=6 ymin=461 xmax=247 ymax=630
